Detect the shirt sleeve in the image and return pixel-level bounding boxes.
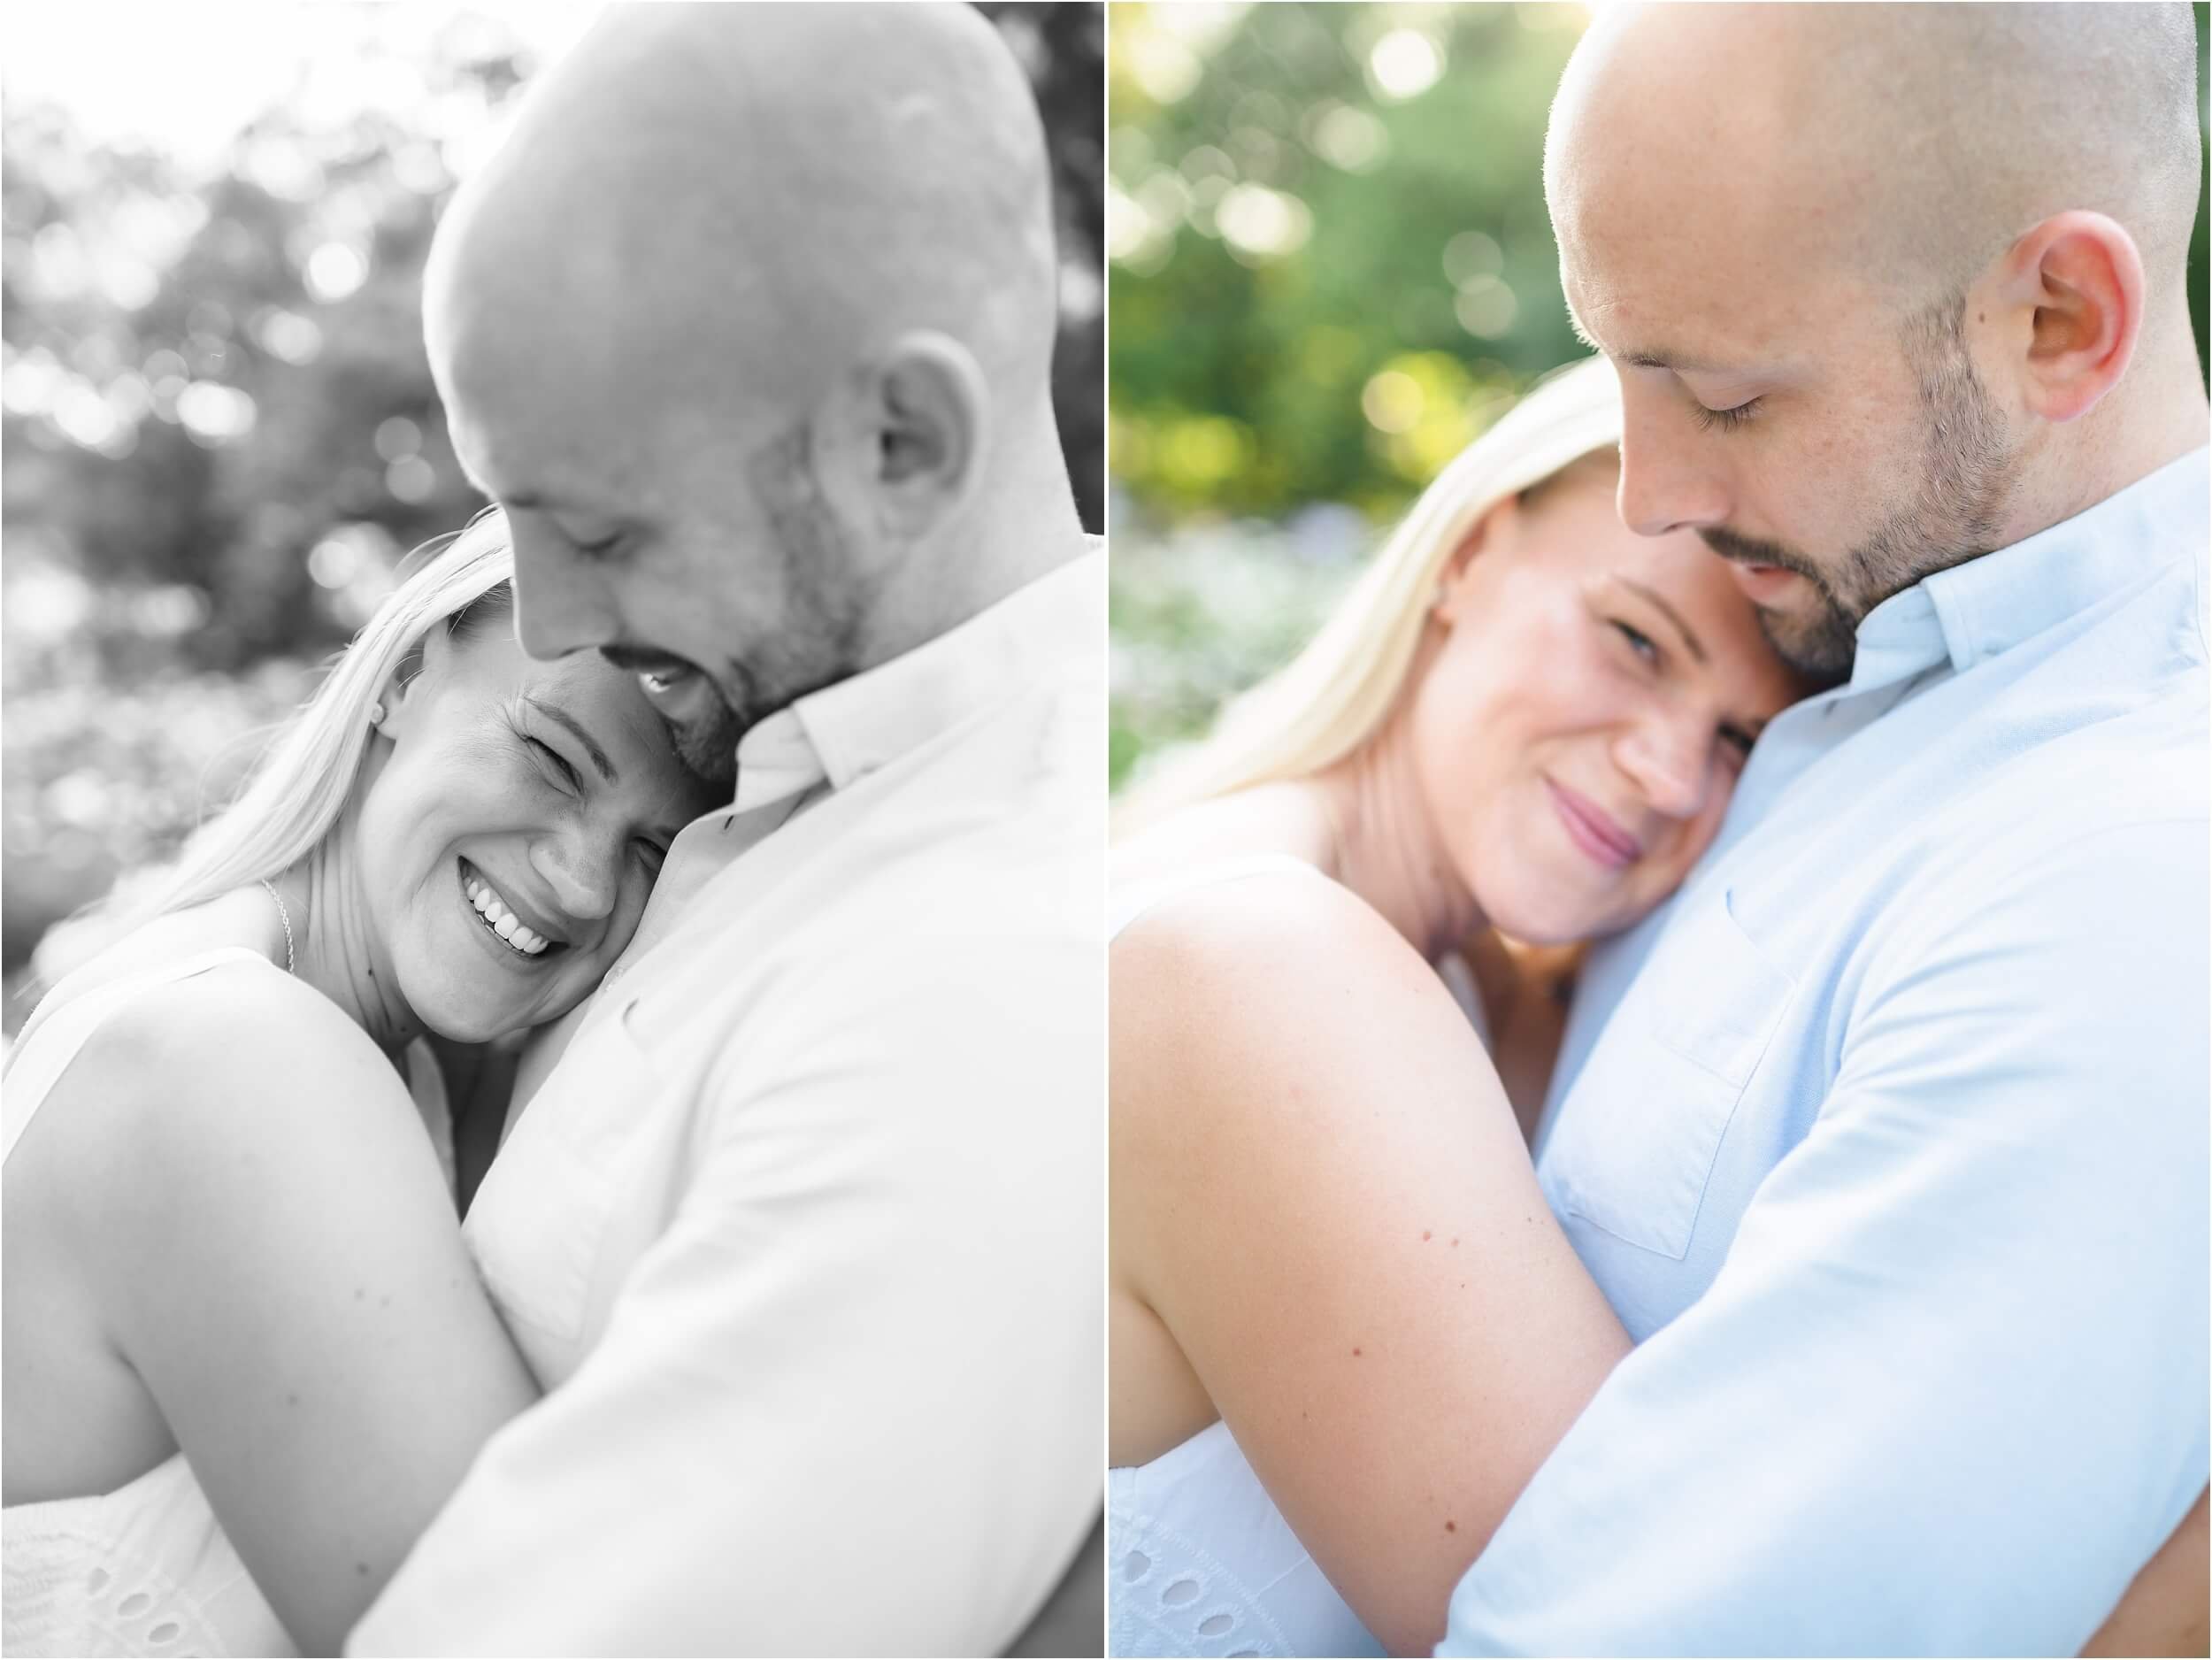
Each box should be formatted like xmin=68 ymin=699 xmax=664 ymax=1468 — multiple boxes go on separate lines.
xmin=348 ymin=923 xmax=1102 ymax=1657
xmin=1442 ymin=816 xmax=2211 ymax=1657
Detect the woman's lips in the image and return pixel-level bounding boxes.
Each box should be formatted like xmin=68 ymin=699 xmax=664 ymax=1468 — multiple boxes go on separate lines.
xmin=1547 ymin=779 xmax=1641 ymax=871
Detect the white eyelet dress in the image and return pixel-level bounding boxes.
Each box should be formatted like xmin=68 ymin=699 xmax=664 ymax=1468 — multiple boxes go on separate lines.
xmin=1108 ymin=860 xmax=1387 ymax=1660
xmin=4 ymin=947 xmax=457 ymax=1658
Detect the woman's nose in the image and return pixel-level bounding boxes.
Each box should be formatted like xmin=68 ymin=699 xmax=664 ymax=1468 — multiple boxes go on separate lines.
xmin=1616 ymin=714 xmax=1711 ymax=822
xmin=529 ymin=826 xmax=620 ymax=924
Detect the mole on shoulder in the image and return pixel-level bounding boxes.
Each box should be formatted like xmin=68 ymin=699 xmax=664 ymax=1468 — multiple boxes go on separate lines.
xmin=1422 ymin=1230 xmax=1432 ymax=1241
xmin=1351 ymin=1347 xmax=1363 ymax=1357
xmin=1444 ymin=1519 xmax=1457 ymax=1533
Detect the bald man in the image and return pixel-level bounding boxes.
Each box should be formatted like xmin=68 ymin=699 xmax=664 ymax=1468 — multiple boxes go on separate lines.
xmin=1441 ymin=5 xmax=2208 ymax=1653
xmin=349 ymin=6 xmax=1102 ymax=1654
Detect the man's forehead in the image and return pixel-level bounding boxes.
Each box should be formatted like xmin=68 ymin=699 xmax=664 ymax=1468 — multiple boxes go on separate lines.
xmin=442 ymin=325 xmax=661 ymax=511
xmin=1566 ymin=232 xmax=1887 ymax=387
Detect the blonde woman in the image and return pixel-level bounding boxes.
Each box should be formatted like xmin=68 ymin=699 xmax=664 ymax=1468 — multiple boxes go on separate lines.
xmin=1110 ymin=356 xmax=1803 ymax=1656
xmin=3 ymin=510 xmax=716 ymax=1657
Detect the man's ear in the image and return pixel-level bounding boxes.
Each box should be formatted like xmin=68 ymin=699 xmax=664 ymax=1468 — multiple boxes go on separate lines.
xmin=860 ymin=331 xmax=989 ymax=540
xmin=1980 ymin=211 xmax=2143 ymax=426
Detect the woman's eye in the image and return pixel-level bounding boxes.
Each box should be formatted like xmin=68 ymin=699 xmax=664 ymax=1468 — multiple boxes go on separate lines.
xmin=527 ymin=736 xmax=580 ymax=791
xmin=569 ymin=530 xmax=623 ymax=560
xmin=1694 ymin=397 xmax=1762 ymax=434
xmin=1611 ymin=619 xmax=1661 ymax=665
xmin=1718 ymin=726 xmax=1756 ymax=766
xmin=634 ymin=839 xmax=669 ymax=876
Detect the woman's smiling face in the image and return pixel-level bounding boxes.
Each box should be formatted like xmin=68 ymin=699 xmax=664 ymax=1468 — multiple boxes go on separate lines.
xmin=1409 ymin=459 xmax=1805 ymax=945
xmin=354 ymin=609 xmax=718 ymax=1041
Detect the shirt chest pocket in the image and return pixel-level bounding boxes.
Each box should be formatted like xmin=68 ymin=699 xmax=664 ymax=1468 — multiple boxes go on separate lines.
xmin=1545 ymin=893 xmax=1794 ymax=1261
xmin=465 ymin=1003 xmax=658 ymax=1355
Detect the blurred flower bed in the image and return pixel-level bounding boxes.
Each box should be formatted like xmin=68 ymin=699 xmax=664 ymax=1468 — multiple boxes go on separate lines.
xmin=3 ymin=655 xmax=319 ymax=1032
xmin=1109 ymin=496 xmax=1364 ymax=792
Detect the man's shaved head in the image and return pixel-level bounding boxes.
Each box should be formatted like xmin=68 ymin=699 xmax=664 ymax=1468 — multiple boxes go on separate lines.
xmin=1549 ymin=3 xmax=2201 ymax=317
xmin=432 ymin=3 xmax=1057 ymax=428
xmin=1545 ymin=3 xmax=2207 ymax=679
xmin=423 ymin=4 xmax=1073 ymax=779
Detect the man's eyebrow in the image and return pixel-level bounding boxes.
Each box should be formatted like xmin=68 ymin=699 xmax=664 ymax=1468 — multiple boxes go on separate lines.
xmin=1563 ymin=310 xmax=1728 ymax=376
xmin=1619 ymin=347 xmax=1729 ymax=374
xmin=525 ymin=696 xmax=618 ymax=784
xmin=1613 ymin=576 xmax=1708 ymax=665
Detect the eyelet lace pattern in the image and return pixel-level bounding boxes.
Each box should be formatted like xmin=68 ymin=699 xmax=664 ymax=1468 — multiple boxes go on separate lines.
xmin=4 ymin=1453 xmax=295 ymax=1656
xmin=1107 ymin=1420 xmax=1384 ymax=1658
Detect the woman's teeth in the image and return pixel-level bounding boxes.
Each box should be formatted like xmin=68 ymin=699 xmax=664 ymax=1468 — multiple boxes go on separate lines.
xmin=464 ymin=872 xmax=551 ymax=957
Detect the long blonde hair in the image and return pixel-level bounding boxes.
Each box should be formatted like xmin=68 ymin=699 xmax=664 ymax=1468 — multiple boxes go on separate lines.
xmin=1114 ymin=355 xmax=1624 ymax=835
xmin=139 ymin=506 xmax=518 ymax=920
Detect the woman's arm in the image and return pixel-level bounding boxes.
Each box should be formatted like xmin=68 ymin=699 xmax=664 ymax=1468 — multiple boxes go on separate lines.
xmin=54 ymin=966 xmax=537 ymax=1656
xmin=1111 ymin=874 xmax=1629 ymax=1656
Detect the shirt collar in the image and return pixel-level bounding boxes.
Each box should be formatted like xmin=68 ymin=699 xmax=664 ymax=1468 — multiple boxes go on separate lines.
xmin=1847 ymin=444 xmax=2208 ymax=695
xmin=726 ymin=543 xmax=1102 ymax=816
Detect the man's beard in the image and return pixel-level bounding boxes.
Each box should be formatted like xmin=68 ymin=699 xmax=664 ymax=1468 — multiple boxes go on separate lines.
xmin=595 ymin=416 xmax=862 ymax=795
xmin=1706 ymin=294 xmax=2020 ymax=682
xmin=602 ymin=647 xmax=744 ymax=788
xmin=664 ymin=688 xmax=741 ymax=788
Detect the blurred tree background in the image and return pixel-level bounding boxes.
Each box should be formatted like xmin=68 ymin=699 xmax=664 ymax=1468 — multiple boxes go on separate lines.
xmin=1108 ymin=0 xmax=2212 ymax=792
xmin=1 ymin=2 xmax=1102 ymax=1033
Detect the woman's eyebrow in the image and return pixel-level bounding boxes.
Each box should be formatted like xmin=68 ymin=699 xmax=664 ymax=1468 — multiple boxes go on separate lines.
xmin=1611 ymin=576 xmax=1708 ymax=665
xmin=524 ymin=696 xmax=618 ymax=784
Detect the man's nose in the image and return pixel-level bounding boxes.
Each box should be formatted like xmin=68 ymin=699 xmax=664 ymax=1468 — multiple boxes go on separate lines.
xmin=1615 ymin=712 xmax=1711 ymax=823
xmin=530 ymin=826 xmax=620 ymax=925
xmin=510 ymin=525 xmax=620 ymax=662
xmin=1617 ymin=405 xmax=1731 ymax=538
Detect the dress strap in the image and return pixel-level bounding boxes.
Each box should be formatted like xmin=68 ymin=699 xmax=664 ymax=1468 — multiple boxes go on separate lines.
xmin=4 ymin=948 xmax=274 ymax=1164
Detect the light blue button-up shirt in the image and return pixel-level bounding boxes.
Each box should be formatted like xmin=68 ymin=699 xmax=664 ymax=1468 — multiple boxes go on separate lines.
xmin=1442 ymin=448 xmax=2210 ymax=1656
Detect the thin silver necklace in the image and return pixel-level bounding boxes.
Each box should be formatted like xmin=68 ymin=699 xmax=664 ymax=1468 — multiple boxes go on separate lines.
xmin=258 ymin=879 xmax=296 ymax=976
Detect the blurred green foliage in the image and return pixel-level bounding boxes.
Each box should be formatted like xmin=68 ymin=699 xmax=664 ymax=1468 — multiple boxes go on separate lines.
xmin=2 ymin=4 xmax=1102 ymax=1017
xmin=1110 ymin=2 xmax=1587 ymax=524
xmin=1108 ymin=1 xmax=2212 ymax=791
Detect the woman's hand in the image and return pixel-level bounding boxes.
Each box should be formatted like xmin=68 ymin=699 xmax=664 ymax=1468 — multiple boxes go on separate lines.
xmin=2082 ymin=1487 xmax=2208 ymax=1657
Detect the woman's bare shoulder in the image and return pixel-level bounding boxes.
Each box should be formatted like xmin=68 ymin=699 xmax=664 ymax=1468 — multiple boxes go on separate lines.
xmin=30 ymin=958 xmax=413 ymax=1237
xmin=1112 ymin=866 xmax=1489 ymax=1119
